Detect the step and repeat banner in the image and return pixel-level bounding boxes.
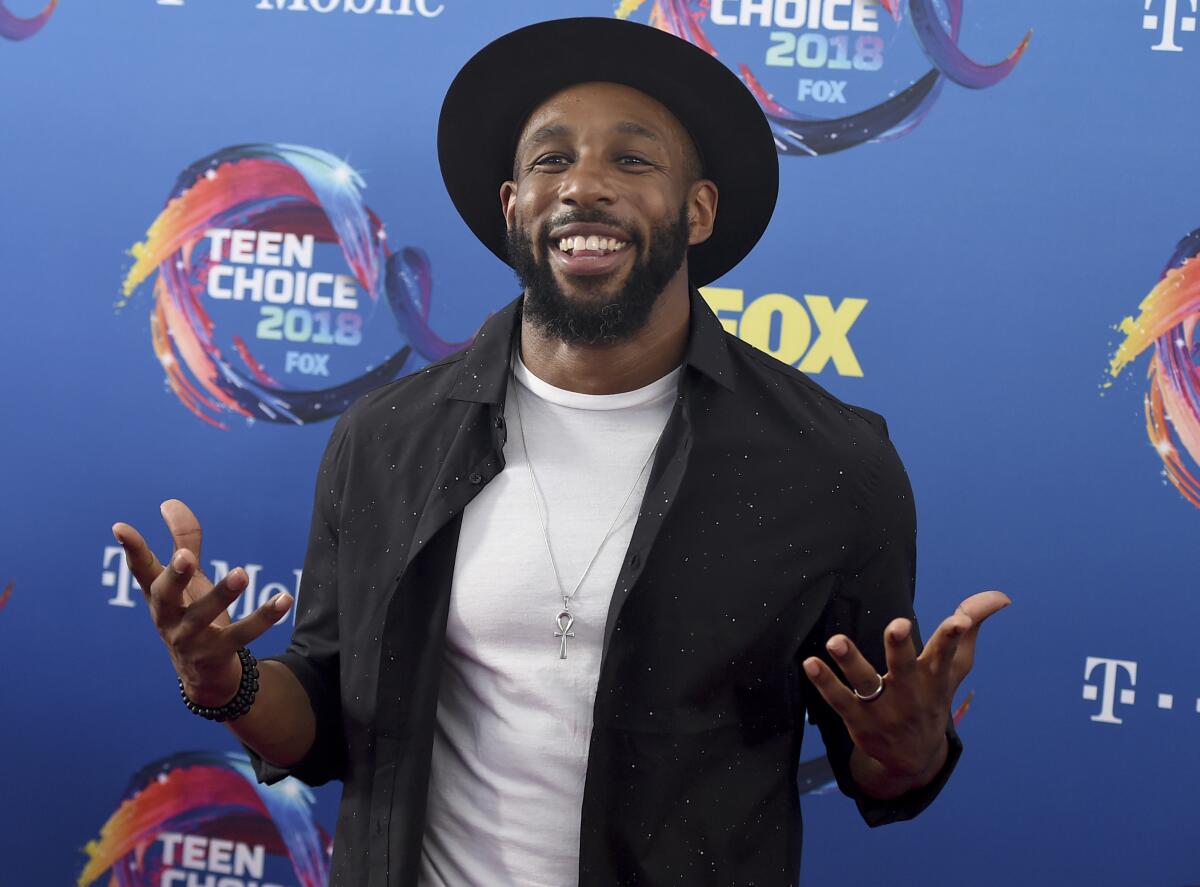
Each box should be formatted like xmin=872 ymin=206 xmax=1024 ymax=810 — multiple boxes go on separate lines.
xmin=1 ymin=1 xmax=1196 ymax=884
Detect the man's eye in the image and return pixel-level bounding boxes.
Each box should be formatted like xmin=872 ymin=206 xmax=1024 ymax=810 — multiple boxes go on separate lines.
xmin=533 ymin=154 xmax=569 ymax=167
xmin=617 ymin=156 xmax=659 ymax=170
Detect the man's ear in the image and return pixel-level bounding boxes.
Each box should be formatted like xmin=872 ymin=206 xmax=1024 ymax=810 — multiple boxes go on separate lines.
xmin=687 ymin=179 xmax=718 ymax=246
xmin=500 ymin=180 xmax=518 ymax=232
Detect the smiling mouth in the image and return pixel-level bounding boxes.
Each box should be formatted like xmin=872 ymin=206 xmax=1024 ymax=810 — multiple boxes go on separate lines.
xmin=555 ymin=235 xmax=630 ymax=256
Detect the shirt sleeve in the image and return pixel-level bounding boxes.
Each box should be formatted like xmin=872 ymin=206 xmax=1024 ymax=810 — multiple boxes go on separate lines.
xmin=247 ymin=415 xmax=352 ymax=787
xmin=798 ymin=412 xmax=962 ymax=826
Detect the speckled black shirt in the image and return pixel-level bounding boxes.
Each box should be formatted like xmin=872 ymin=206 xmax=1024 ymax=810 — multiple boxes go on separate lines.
xmin=250 ymin=288 xmax=961 ymax=887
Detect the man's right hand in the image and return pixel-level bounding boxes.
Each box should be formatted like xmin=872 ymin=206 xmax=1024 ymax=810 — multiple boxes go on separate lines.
xmin=112 ymin=499 xmax=293 ymax=708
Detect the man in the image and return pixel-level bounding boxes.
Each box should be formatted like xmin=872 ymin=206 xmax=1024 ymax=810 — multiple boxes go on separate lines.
xmin=113 ymin=17 xmax=1008 ymax=886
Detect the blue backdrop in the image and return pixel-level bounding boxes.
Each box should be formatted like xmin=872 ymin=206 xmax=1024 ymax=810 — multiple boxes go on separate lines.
xmin=2 ymin=1 xmax=1197 ymax=884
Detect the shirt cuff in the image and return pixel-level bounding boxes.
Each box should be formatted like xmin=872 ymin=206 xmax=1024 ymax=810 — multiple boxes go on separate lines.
xmin=853 ymin=721 xmax=963 ymax=828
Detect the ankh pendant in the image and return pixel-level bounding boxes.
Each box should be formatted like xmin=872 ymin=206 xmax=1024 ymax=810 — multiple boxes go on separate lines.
xmin=555 ymin=610 xmax=576 ymax=660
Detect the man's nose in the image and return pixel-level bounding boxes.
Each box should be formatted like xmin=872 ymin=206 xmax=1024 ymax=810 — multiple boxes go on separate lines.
xmin=558 ymin=155 xmax=615 ymax=208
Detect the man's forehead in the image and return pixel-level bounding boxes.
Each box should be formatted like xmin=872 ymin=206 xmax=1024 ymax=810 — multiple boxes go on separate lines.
xmin=515 ymin=81 xmax=689 ymax=147
xmin=524 ymin=120 xmax=662 ymax=146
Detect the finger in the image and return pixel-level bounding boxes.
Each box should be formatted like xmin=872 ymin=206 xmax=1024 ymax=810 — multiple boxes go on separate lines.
xmin=919 ymin=611 xmax=972 ymax=677
xmin=161 ymin=499 xmax=203 ymax=564
xmin=180 ymin=567 xmax=250 ymax=633
xmin=948 ymin=590 xmax=1010 ymax=682
xmin=883 ymin=618 xmax=918 ymax=679
xmin=149 ymin=547 xmax=195 ymax=627
xmin=112 ymin=522 xmax=164 ymax=600
xmin=222 ymin=591 xmax=293 ymax=648
xmin=956 ymin=589 xmax=1010 ymax=625
xmin=825 ymin=634 xmax=883 ymax=697
xmin=802 ymin=656 xmax=859 ymax=722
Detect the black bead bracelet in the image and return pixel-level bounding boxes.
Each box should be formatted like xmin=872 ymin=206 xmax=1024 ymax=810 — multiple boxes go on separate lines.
xmin=179 ymin=647 xmax=259 ymax=722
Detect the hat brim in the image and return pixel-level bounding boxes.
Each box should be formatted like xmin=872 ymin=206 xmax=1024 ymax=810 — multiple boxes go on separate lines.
xmin=437 ymin=16 xmax=779 ymax=288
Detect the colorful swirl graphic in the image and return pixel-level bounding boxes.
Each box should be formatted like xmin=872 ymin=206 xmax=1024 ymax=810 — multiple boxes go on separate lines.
xmin=121 ymin=144 xmax=472 ymax=429
xmin=78 ymin=751 xmax=331 ymax=887
xmin=0 ymin=0 xmax=56 ymax=41
xmin=1108 ymin=230 xmax=1200 ymax=507
xmin=616 ymin=0 xmax=1030 ymax=156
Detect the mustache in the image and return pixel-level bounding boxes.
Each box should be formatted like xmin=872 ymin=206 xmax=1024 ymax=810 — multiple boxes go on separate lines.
xmin=538 ymin=209 xmax=640 ymax=246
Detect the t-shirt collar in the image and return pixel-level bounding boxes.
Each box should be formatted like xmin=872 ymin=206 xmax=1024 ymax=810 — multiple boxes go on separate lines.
xmin=447 ymin=287 xmax=737 ymax=405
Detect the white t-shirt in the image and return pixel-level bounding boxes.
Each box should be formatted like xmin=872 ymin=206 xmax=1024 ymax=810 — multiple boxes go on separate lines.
xmin=419 ymin=354 xmax=680 ymax=887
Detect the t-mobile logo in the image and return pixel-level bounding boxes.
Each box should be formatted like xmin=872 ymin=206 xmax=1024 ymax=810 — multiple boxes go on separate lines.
xmin=1143 ymin=0 xmax=1197 ymax=52
xmin=1082 ymin=656 xmax=1200 ymax=724
xmin=1082 ymin=657 xmax=1138 ymax=724
xmin=100 ymin=544 xmax=301 ymax=625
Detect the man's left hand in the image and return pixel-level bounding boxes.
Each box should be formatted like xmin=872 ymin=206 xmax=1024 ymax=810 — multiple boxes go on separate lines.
xmin=802 ymin=590 xmax=1011 ymax=799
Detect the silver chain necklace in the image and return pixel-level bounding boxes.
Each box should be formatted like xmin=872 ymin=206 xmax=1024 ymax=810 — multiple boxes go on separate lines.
xmin=510 ymin=375 xmax=659 ymax=660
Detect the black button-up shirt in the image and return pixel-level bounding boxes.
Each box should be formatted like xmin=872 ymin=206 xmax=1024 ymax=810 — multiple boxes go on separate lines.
xmin=251 ymin=288 xmax=960 ymax=886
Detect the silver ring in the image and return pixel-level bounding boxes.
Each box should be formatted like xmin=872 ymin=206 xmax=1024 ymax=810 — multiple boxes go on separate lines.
xmin=852 ymin=673 xmax=885 ymax=703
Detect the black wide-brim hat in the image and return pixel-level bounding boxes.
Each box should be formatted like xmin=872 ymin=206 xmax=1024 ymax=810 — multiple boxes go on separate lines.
xmin=437 ymin=16 xmax=779 ymax=288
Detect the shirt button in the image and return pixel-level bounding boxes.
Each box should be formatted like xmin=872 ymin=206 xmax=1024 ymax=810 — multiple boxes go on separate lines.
xmin=468 ymin=471 xmax=483 ymax=485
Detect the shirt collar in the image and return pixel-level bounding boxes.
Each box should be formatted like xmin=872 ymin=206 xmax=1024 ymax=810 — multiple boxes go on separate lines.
xmin=682 ymin=285 xmax=738 ymax=393
xmin=447 ymin=287 xmax=737 ymax=405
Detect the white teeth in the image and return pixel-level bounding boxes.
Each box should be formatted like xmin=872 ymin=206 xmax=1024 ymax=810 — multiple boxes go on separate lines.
xmin=558 ymin=236 xmax=629 ymax=255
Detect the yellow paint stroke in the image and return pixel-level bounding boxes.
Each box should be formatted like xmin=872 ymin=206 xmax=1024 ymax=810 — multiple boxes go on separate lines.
xmin=614 ymin=0 xmax=649 ymax=20
xmin=1109 ymin=259 xmax=1200 ymax=379
xmin=1108 ymin=256 xmax=1200 ymax=506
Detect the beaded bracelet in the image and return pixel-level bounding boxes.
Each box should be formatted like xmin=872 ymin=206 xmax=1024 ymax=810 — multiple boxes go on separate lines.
xmin=178 ymin=647 xmax=259 ymax=722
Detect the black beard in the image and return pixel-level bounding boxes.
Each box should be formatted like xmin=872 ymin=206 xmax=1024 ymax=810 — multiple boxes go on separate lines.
xmin=505 ymin=204 xmax=690 ymax=346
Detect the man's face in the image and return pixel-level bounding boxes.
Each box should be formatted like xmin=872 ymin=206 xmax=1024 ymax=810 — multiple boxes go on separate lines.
xmin=501 ymin=82 xmax=715 ymax=346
